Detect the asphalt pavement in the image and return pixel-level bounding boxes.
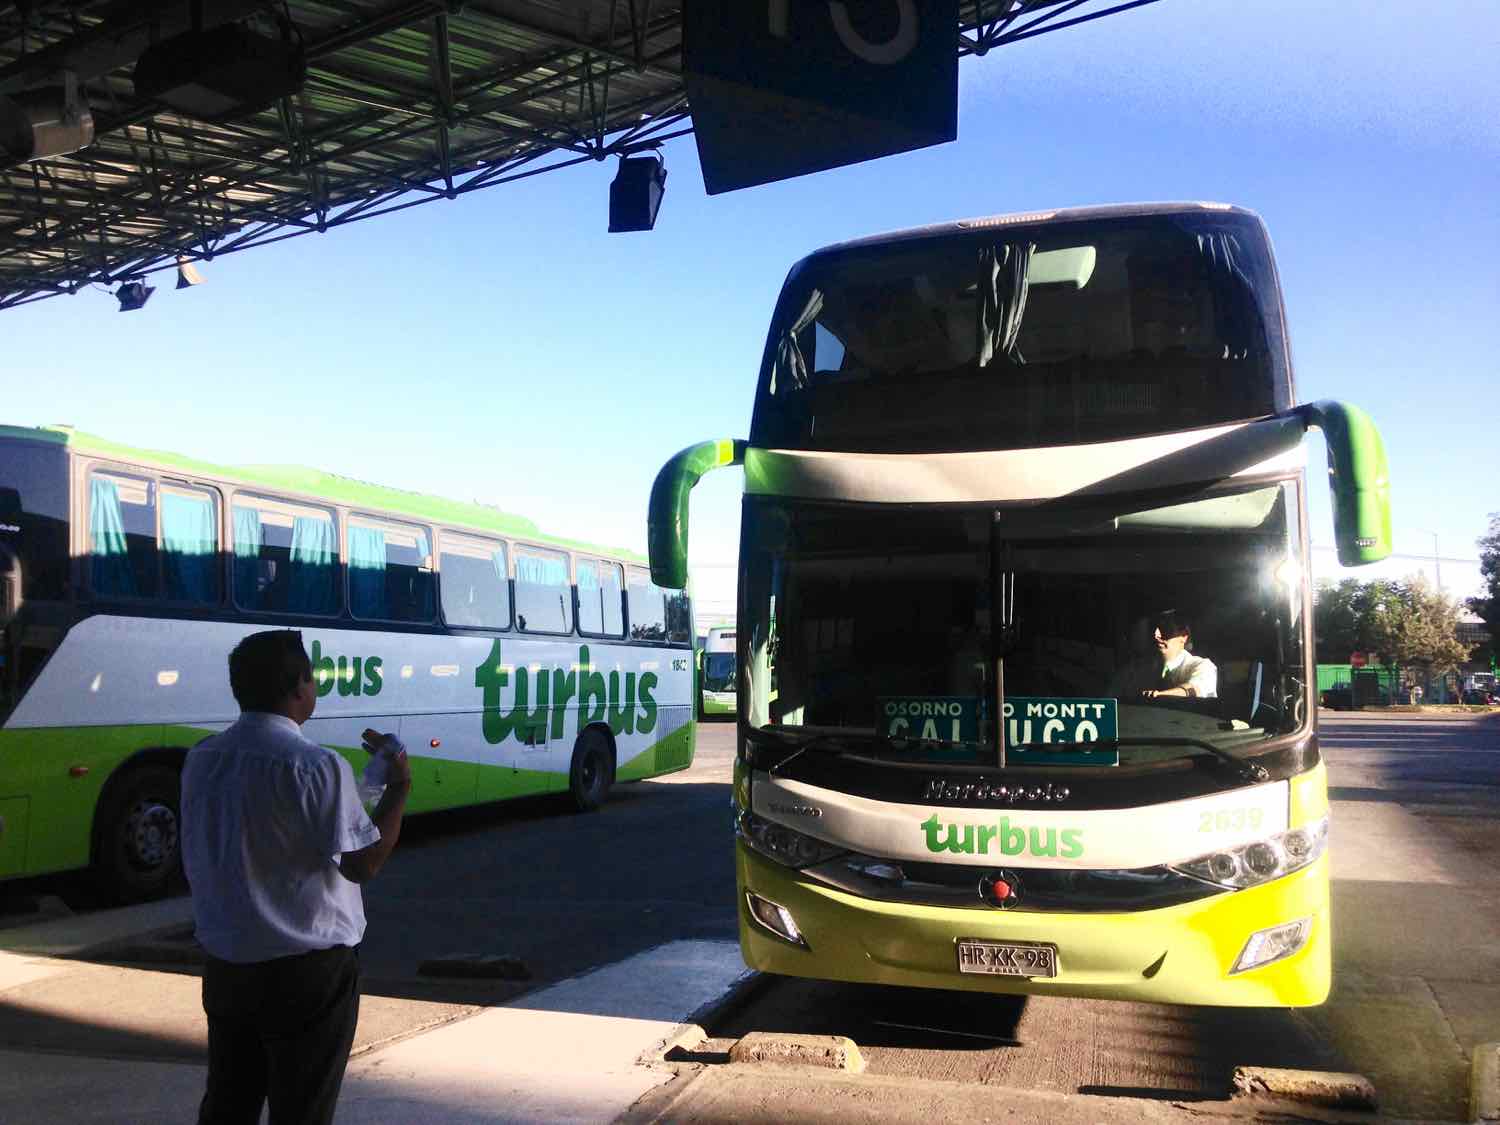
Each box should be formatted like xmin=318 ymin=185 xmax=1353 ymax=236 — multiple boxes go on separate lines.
xmin=0 ymin=713 xmax=1495 ymax=1123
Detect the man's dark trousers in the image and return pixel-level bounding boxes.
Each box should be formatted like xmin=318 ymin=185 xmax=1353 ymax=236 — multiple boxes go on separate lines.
xmin=198 ymin=944 xmax=360 ymax=1125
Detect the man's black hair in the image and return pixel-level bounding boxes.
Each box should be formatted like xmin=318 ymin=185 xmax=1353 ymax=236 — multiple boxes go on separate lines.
xmin=228 ymin=630 xmax=312 ymax=712
xmin=1153 ymin=609 xmax=1192 ymax=639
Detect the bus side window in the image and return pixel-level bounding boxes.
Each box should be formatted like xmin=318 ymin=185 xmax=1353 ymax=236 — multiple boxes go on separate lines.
xmin=626 ymin=567 xmax=666 ymax=642
xmin=160 ymin=484 xmax=221 ymax=604
xmin=577 ymin=558 xmax=624 ymax=638
xmin=350 ymin=516 xmax=435 ymax=623
xmin=665 ymin=588 xmax=692 ymax=646
xmin=515 ymin=546 xmax=572 ymax=634
xmin=438 ymin=533 xmax=510 ymax=630
xmin=232 ymin=495 xmax=340 ymax=615
xmin=88 ymin=470 xmax=158 ymax=599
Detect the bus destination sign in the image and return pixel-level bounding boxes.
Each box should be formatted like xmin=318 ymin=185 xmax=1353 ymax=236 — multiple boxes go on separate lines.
xmin=881 ymin=696 xmax=978 ymax=747
xmin=1005 ymin=698 xmax=1119 ymax=766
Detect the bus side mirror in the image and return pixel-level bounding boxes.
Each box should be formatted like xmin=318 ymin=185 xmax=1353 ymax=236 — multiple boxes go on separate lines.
xmin=1296 ymin=400 xmax=1391 ymax=566
xmin=647 ymin=439 xmax=746 ymax=590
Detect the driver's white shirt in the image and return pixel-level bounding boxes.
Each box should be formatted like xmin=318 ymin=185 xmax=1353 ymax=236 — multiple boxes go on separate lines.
xmin=1162 ymin=650 xmax=1218 ymax=698
xmin=182 ymin=712 xmax=379 ymax=963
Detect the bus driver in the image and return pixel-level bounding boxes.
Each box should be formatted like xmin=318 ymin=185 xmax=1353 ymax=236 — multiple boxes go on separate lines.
xmin=1109 ymin=609 xmax=1218 ymax=700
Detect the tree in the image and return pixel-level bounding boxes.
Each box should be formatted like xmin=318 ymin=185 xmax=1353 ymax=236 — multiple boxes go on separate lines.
xmin=1469 ymin=512 xmax=1500 ymax=667
xmin=1372 ymin=577 xmax=1473 ymax=687
xmin=1313 ymin=577 xmax=1403 ymax=663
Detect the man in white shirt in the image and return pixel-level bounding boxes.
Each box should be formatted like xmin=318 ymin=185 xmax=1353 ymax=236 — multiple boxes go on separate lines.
xmin=1108 ymin=610 xmax=1218 ymax=701
xmin=182 ymin=629 xmax=411 ymax=1125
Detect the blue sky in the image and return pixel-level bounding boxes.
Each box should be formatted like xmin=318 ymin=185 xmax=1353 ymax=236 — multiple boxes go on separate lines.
xmin=6 ymin=0 xmax=1496 ymax=622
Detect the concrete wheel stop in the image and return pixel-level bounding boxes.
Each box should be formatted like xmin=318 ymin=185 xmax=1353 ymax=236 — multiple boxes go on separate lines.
xmin=1232 ymin=1065 xmax=1377 ymax=1112
xmin=727 ymin=1032 xmax=866 ymax=1073
xmin=1472 ymin=1042 xmax=1500 ymax=1124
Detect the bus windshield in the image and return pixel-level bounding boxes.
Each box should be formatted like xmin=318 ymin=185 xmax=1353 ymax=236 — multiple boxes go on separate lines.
xmin=702 ymin=651 xmax=735 ymax=693
xmin=751 ymin=211 xmax=1289 ymax=454
xmin=741 ymin=479 xmax=1307 ymax=767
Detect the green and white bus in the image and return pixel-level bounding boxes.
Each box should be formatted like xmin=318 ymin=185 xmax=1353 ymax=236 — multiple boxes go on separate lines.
xmin=649 ymin=203 xmax=1391 ymax=1007
xmin=0 ymin=426 xmax=694 ymax=900
xmin=699 ymin=624 xmax=737 ymax=718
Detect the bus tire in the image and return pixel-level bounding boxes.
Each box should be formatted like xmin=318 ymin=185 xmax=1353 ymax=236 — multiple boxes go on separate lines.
xmin=568 ymin=729 xmax=613 ymax=813
xmin=93 ymin=764 xmax=182 ymax=904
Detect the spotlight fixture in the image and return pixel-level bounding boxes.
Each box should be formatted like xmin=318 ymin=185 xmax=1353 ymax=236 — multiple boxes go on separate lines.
xmin=608 ymin=150 xmax=667 ymax=233
xmin=176 ymin=257 xmax=205 ymax=289
xmin=0 ymin=72 xmax=94 ymax=163
xmin=134 ymin=23 xmax=305 ymax=122
xmin=115 ymin=281 xmax=155 ymax=312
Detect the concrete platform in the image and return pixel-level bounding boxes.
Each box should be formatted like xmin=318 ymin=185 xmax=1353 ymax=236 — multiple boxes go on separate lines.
xmin=0 ymin=938 xmax=750 ymax=1124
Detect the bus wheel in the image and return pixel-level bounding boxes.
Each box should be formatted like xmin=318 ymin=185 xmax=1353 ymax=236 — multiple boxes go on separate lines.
xmin=568 ymin=730 xmax=613 ymax=813
xmin=94 ymin=765 xmax=182 ymax=903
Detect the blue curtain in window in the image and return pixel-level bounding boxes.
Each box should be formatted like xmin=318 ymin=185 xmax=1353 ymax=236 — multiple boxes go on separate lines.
xmin=289 ymin=516 xmax=337 ymax=614
xmin=89 ymin=477 xmax=136 ymax=597
xmin=516 ymin=554 xmax=566 ymax=586
xmin=162 ymin=492 xmax=217 ymax=603
xmin=348 ymin=525 xmax=387 ymax=618
xmin=232 ymin=507 xmax=263 ymax=607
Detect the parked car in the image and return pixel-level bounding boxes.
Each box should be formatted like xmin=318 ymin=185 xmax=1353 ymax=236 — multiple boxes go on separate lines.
xmin=1320 ymin=685 xmax=1354 ymax=710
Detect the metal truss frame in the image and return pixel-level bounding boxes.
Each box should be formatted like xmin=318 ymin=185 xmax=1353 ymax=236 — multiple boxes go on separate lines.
xmin=0 ymin=0 xmax=1161 ymax=310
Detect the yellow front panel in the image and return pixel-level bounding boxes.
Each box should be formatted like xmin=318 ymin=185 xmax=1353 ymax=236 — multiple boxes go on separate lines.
xmin=737 ymin=843 xmax=1330 ymax=1007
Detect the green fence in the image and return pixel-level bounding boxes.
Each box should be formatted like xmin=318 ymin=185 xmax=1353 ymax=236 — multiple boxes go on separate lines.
xmin=1317 ymin=663 xmax=1400 ymax=706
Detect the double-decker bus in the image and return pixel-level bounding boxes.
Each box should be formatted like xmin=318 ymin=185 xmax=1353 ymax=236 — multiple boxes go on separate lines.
xmin=0 ymin=426 xmax=694 ymax=900
xmin=648 ymin=203 xmax=1391 ymax=1006
xmin=699 ymin=624 xmax=737 ymax=718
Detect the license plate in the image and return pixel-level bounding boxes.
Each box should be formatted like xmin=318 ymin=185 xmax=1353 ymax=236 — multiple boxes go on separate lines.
xmin=956 ymin=939 xmax=1058 ymax=978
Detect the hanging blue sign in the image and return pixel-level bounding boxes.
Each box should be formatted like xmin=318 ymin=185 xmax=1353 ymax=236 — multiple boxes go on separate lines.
xmin=683 ymin=0 xmax=959 ymax=194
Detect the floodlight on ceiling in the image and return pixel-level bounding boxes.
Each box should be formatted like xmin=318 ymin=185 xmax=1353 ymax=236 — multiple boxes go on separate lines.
xmin=0 ymin=72 xmax=94 ymax=163
xmin=133 ymin=22 xmax=305 ymax=122
xmin=176 ymin=257 xmax=205 ymax=289
xmin=608 ymin=150 xmax=667 ymax=233
xmin=115 ymin=281 xmax=155 ymax=312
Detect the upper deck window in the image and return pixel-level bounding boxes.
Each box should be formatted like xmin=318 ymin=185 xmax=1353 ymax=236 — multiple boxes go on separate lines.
xmin=752 ymin=212 xmax=1289 ymax=454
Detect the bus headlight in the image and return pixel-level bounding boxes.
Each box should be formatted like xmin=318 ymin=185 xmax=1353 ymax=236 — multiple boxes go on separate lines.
xmin=1169 ymin=817 xmax=1328 ymax=890
xmin=1231 ymin=917 xmax=1312 ymax=973
xmin=737 ymin=811 xmax=847 ymax=868
xmin=745 ymin=891 xmax=808 ymax=948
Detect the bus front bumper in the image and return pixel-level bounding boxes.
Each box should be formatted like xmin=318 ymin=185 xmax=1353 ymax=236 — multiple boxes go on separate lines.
xmin=736 ymin=843 xmax=1330 ymax=1007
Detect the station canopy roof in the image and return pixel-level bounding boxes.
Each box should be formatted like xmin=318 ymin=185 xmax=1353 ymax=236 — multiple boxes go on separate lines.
xmin=0 ymin=1 xmax=1155 ymax=310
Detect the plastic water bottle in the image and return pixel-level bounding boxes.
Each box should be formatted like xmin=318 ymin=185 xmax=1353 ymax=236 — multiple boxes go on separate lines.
xmin=358 ymin=735 xmax=403 ymax=806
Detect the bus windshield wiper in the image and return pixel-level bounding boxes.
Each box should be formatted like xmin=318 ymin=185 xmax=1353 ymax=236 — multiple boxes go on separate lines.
xmin=753 ymin=728 xmax=865 ymax=775
xmin=1005 ymin=738 xmax=1270 ymax=783
xmin=1121 ymin=737 xmax=1271 ymax=783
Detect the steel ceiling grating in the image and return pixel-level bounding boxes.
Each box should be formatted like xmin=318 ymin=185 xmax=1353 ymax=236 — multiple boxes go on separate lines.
xmin=0 ymin=1 xmax=1157 ymax=309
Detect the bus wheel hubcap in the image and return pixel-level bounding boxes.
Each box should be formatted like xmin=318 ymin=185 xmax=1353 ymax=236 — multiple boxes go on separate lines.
xmin=127 ymin=801 xmax=178 ymax=868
